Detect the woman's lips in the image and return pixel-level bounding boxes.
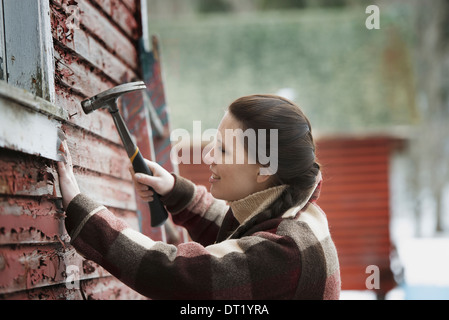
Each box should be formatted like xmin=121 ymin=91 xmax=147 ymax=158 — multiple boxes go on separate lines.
xmin=209 ymin=173 xmax=221 ymax=183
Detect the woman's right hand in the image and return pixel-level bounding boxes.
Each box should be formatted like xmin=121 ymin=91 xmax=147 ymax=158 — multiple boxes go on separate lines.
xmin=129 ymin=158 xmax=175 ymax=202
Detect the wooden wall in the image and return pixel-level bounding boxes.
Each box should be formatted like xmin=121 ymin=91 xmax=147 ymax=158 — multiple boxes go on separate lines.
xmin=0 ymin=0 xmax=152 ymax=300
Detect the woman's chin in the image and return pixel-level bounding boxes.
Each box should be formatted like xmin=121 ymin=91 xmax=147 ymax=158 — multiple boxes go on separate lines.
xmin=209 ymin=184 xmax=218 ymax=197
xmin=209 ymin=184 xmax=226 ymax=201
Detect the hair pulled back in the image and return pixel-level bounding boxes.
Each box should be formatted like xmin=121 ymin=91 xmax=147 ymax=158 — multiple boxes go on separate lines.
xmin=227 ymin=94 xmax=320 ymax=237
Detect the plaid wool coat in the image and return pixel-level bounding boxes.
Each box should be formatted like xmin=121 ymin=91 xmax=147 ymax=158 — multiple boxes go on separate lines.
xmin=65 ymin=174 xmax=341 ymax=299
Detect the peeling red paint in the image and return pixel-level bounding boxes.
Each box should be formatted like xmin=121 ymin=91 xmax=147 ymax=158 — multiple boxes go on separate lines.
xmin=0 ymin=245 xmax=111 ymax=295
xmin=82 ymin=260 xmax=95 ymax=274
xmin=0 ymin=0 xmax=169 ymax=300
xmin=0 ymin=152 xmax=56 ymax=197
xmin=0 ymin=197 xmax=65 ymax=244
xmin=0 ymin=254 xmax=6 ymax=271
xmin=50 ymin=3 xmax=75 ymax=47
xmin=1 ymin=246 xmax=64 ymax=292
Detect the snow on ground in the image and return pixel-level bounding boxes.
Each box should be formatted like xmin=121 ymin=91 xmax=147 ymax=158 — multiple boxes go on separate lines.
xmin=397 ymin=237 xmax=449 ymax=287
xmin=340 ymin=236 xmax=449 ymax=300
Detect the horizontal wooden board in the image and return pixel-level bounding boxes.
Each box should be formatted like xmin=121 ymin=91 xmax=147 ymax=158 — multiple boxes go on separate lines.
xmin=320 ymin=171 xmax=389 ymax=186
xmin=335 ymin=244 xmax=391 ymax=257
xmin=120 ymin=0 xmax=137 ymax=13
xmin=0 ymin=150 xmax=58 ymax=198
xmin=322 ymin=181 xmax=389 ymax=195
xmin=0 ymin=80 xmax=68 ymax=121
xmin=51 ymin=0 xmax=138 ymax=73
xmin=0 ymin=275 xmax=145 ymax=300
xmin=90 ymin=0 xmax=139 ymax=41
xmin=0 ymin=211 xmax=142 ymax=295
xmin=330 ymin=216 xmax=390 ymax=231
xmin=317 ymin=153 xmax=389 ymax=166
xmin=317 ymin=143 xmax=391 ymax=155
xmin=320 ymin=162 xmax=389 ymax=177
xmin=0 ymin=245 xmax=146 ymax=297
xmin=53 ymin=46 xmax=114 ymax=99
xmin=0 ymin=283 xmax=85 ymax=300
xmin=334 ymin=235 xmax=391 ymax=247
xmin=80 ymin=276 xmax=146 ymax=300
xmin=0 ymin=149 xmax=136 ymax=211
xmin=63 ymin=124 xmax=131 ymax=180
xmin=339 ymin=257 xmax=392 ymax=271
xmin=73 ymin=169 xmax=137 ymax=211
xmin=0 ymin=95 xmax=63 ymax=162
xmin=0 ymin=244 xmax=106 ymax=294
xmin=0 ymin=197 xmax=66 ymax=245
xmin=331 ymin=226 xmax=390 ymax=239
xmin=54 ymin=84 xmax=123 ymax=146
xmin=319 ymin=194 xmax=389 ymax=209
xmin=0 ymin=196 xmax=140 ymax=246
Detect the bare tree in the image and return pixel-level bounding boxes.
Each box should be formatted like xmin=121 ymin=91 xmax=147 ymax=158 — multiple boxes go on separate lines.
xmin=409 ymin=0 xmax=449 ymax=235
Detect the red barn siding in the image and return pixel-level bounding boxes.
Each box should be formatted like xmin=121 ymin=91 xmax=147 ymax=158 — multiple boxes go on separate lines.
xmin=316 ymin=136 xmax=402 ymax=296
xmin=0 ymin=0 xmax=159 ymax=300
xmin=179 ymin=136 xmax=403 ymax=297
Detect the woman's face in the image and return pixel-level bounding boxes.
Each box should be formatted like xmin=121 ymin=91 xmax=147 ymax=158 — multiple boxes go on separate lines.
xmin=204 ymin=112 xmax=271 ymax=201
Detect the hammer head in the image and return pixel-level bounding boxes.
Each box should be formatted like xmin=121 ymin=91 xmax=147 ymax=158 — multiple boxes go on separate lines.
xmin=81 ymin=81 xmax=147 ymax=114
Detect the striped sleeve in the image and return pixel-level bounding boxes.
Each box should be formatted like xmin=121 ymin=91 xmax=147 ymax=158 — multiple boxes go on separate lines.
xmin=161 ymin=174 xmax=229 ymax=246
xmin=65 ymin=194 xmax=302 ymax=299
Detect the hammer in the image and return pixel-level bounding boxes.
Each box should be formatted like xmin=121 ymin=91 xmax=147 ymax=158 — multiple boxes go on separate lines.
xmin=81 ymin=81 xmax=168 ymax=227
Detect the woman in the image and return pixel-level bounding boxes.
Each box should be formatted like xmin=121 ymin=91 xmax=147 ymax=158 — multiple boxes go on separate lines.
xmin=57 ymin=94 xmax=340 ymax=299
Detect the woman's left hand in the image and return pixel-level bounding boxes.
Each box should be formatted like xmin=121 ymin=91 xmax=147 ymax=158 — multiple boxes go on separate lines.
xmin=56 ymin=129 xmax=81 ymax=210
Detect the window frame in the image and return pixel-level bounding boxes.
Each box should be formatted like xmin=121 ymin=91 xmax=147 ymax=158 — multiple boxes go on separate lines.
xmin=1 ymin=0 xmax=55 ymax=103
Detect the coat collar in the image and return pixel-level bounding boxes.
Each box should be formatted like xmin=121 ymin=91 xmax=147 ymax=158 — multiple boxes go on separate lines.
xmin=228 ymin=185 xmax=289 ymax=225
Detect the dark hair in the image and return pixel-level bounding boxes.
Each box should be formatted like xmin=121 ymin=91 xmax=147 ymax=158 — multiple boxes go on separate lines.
xmin=228 ymin=94 xmax=320 ymax=237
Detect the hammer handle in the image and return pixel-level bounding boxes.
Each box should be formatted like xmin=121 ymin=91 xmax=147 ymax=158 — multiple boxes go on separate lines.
xmin=131 ymin=149 xmax=169 ymax=227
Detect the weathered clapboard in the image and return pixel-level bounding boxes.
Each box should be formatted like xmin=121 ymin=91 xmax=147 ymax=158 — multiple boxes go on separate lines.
xmin=0 ymin=0 xmax=178 ymax=300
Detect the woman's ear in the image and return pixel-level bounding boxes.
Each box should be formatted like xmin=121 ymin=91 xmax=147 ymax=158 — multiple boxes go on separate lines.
xmin=256 ymin=166 xmax=273 ymax=184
